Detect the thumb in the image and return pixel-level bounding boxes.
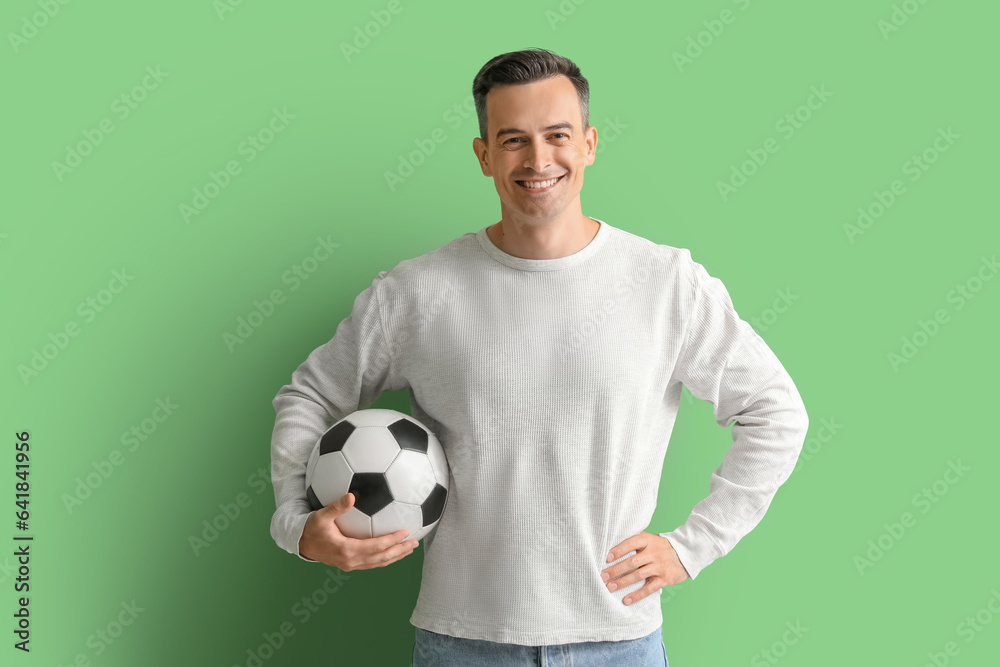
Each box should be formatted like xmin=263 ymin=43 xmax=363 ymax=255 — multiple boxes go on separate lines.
xmin=324 ymin=491 xmax=355 ymax=517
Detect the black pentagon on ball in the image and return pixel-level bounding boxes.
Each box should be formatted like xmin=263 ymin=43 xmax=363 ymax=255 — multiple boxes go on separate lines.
xmin=388 ymin=418 xmax=428 ymax=453
xmin=319 ymin=420 xmax=356 ymax=455
xmin=349 ymin=472 xmax=394 ymax=516
xmin=305 ymin=485 xmax=323 ymax=512
xmin=421 ymin=483 xmax=447 ymax=526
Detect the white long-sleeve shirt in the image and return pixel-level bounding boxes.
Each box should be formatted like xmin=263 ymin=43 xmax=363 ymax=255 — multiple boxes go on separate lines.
xmin=269 ymin=217 xmax=809 ymax=645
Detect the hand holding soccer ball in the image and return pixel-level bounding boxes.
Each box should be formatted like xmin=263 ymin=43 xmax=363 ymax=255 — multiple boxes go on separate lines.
xmin=298 ymin=409 xmax=450 ymax=570
xmin=298 ymin=492 xmax=419 ymax=570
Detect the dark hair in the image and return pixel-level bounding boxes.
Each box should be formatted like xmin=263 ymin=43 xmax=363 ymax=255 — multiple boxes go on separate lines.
xmin=472 ymin=48 xmax=590 ymax=140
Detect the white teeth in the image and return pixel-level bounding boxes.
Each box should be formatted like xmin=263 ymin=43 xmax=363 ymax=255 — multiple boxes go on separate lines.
xmin=518 ymin=176 xmax=561 ymax=189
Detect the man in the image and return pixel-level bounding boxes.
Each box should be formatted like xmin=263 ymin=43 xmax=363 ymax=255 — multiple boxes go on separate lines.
xmin=269 ymin=48 xmax=809 ymax=666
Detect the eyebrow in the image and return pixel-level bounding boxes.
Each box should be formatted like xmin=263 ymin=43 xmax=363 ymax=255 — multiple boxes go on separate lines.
xmin=495 ymin=122 xmax=574 ymax=138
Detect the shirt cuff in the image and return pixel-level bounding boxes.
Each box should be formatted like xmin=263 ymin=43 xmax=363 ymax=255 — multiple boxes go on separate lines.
xmin=659 ymin=526 xmax=719 ymax=581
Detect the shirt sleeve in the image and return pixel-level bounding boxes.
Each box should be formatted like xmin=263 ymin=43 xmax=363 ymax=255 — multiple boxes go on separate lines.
xmin=269 ymin=270 xmax=397 ymax=560
xmin=659 ymin=252 xmax=809 ymax=580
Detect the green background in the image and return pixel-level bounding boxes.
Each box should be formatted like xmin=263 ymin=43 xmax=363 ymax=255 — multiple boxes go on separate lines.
xmin=3 ymin=0 xmax=998 ymax=665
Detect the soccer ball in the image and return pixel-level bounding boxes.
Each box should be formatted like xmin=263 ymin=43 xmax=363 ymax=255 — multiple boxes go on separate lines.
xmin=304 ymin=409 xmax=449 ymax=542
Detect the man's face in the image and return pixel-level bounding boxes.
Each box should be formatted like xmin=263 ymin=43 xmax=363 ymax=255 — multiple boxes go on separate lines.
xmin=473 ymin=75 xmax=597 ymax=224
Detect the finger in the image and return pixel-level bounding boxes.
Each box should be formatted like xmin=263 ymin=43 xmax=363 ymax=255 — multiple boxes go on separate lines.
xmin=376 ymin=528 xmax=416 ymax=549
xmin=338 ymin=521 xmax=405 ymax=546
xmin=605 ymin=563 xmax=654 ymax=591
xmin=602 ymin=553 xmax=645 ymax=581
xmin=621 ymin=578 xmax=662 ymax=606
xmin=348 ymin=528 xmax=417 ymax=555
xmin=607 ymin=537 xmax=644 ymax=563
xmin=606 ymin=539 xmax=636 ymax=562
xmin=323 ymin=492 xmax=355 ymax=517
xmin=353 ymin=539 xmax=418 ymax=570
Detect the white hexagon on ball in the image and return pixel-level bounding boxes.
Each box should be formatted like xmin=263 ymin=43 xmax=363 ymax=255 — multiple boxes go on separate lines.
xmin=386 ymin=450 xmax=436 ymax=504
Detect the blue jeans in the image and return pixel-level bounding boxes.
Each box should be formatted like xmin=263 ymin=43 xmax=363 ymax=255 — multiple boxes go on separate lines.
xmin=412 ymin=625 xmax=668 ymax=666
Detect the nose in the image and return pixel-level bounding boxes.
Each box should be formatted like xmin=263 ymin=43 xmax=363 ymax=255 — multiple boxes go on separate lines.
xmin=523 ymin=140 xmax=554 ymax=175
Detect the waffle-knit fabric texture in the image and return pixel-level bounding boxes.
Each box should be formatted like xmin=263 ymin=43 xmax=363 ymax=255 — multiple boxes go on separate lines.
xmin=269 ymin=218 xmax=809 ymax=645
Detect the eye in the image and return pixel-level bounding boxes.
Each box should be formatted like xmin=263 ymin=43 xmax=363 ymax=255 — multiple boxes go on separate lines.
xmin=503 ymin=137 xmax=522 ymax=145
xmin=553 ymin=133 xmax=568 ymax=139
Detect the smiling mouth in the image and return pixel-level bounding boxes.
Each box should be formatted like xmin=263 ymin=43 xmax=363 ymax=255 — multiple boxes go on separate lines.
xmin=516 ymin=175 xmax=564 ymax=190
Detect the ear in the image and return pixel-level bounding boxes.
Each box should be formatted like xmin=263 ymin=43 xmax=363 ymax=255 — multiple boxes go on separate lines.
xmin=473 ymin=136 xmax=493 ymax=177
xmin=583 ymin=125 xmax=598 ymax=167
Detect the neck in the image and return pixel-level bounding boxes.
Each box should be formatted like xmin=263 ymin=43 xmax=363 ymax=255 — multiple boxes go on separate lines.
xmin=489 ymin=215 xmax=599 ymax=260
